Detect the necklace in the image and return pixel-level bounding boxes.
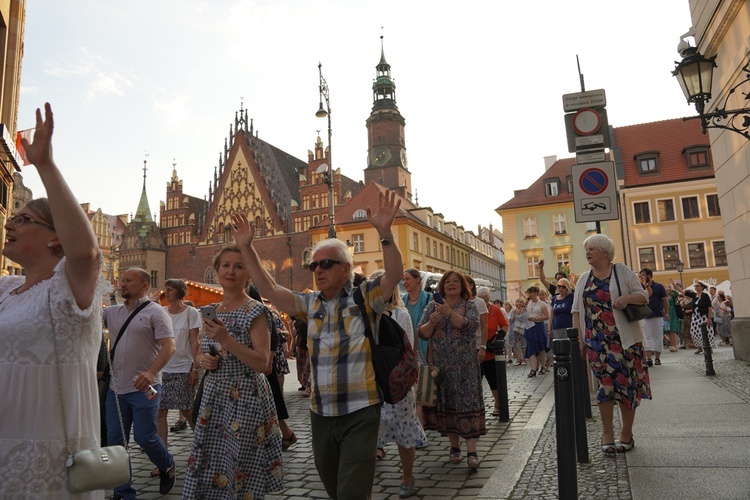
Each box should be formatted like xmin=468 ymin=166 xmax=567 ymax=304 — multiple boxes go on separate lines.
xmin=407 ymin=295 xmax=419 ymax=304
xmin=0 ymin=285 xmax=23 ymax=308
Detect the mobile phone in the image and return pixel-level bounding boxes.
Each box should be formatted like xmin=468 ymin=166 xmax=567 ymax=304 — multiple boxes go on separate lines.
xmin=433 ymin=292 xmax=444 ymax=304
xmin=201 ymin=306 xmax=218 ymax=322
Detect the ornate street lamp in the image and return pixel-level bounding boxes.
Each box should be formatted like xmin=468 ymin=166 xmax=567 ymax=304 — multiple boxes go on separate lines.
xmin=676 ymin=259 xmax=684 ymax=287
xmin=673 ymin=45 xmax=750 ymax=139
xmin=316 ymin=63 xmax=336 ymax=239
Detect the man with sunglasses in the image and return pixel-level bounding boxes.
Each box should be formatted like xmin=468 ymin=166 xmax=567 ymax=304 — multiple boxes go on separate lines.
xmin=231 ymin=190 xmax=403 ymax=500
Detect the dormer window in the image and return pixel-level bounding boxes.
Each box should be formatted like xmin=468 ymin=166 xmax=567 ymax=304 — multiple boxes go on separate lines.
xmin=635 ymin=152 xmax=659 ymax=174
xmin=544 ymin=178 xmax=560 ymax=196
xmin=353 ymin=209 xmax=367 ymax=220
xmin=683 ymin=146 xmax=710 ymax=169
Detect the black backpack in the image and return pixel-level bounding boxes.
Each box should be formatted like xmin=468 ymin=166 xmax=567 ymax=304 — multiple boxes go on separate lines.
xmin=353 ymin=284 xmax=418 ymax=405
xmin=674 ymin=300 xmax=685 ymax=320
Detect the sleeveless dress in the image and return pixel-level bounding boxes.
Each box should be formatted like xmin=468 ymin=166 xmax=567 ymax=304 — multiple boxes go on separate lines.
xmin=0 ymin=258 xmax=103 ymax=499
xmin=581 ymin=273 xmax=651 ymax=410
xmin=183 ymin=300 xmax=283 ymax=499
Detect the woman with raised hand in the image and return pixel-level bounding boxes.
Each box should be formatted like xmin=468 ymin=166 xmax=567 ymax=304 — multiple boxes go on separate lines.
xmin=0 ymin=104 xmax=103 ymax=498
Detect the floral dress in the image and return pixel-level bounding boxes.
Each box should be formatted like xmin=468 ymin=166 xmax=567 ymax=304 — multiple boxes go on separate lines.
xmin=582 ymin=273 xmax=651 ymax=410
xmin=418 ymin=299 xmax=485 ymax=439
xmin=183 ymin=301 xmax=283 ymax=499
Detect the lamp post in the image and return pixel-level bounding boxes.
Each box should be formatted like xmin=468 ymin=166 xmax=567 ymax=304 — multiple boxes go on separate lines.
xmin=672 ymin=45 xmax=750 ymax=139
xmin=676 ymin=259 xmax=684 ymax=287
xmin=316 ymin=62 xmax=336 ymax=239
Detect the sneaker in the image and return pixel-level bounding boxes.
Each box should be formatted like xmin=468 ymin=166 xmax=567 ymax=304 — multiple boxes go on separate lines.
xmin=159 ymin=463 xmax=176 ymax=495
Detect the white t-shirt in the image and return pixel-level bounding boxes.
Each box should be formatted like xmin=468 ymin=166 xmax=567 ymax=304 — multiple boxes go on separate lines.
xmin=163 ymin=306 xmax=202 ymax=373
xmin=473 ymin=296 xmax=489 ymax=349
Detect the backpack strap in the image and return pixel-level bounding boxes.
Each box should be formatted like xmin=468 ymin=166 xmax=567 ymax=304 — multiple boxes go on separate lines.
xmin=353 ymin=284 xmax=374 ymax=343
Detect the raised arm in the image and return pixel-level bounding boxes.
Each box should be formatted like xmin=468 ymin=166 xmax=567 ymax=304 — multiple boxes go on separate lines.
xmin=22 ymin=103 xmax=100 ymax=308
xmin=366 ymin=190 xmax=403 ymax=301
xmin=231 ymin=212 xmax=296 ymax=316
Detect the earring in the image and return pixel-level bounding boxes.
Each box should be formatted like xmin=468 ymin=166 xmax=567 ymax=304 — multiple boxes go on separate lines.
xmin=47 ymin=242 xmax=54 ymax=247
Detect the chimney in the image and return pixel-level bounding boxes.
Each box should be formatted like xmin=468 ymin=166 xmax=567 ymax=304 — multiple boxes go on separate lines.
xmin=544 ymin=155 xmax=557 ymax=171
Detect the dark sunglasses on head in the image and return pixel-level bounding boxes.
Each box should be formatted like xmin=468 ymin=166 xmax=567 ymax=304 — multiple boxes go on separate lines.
xmin=309 ymin=259 xmax=343 ymax=272
xmin=9 ymin=214 xmax=55 ymax=231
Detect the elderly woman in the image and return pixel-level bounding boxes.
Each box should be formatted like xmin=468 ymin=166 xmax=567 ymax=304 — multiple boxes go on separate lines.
xmin=417 ymin=271 xmax=483 ymax=469
xmin=0 ymin=104 xmax=103 ymax=498
xmin=572 ymin=234 xmax=651 ymax=455
xmin=183 ymin=245 xmax=283 ymax=498
xmin=507 ymin=297 xmax=528 ymax=366
xmin=672 ymin=280 xmax=716 ymax=354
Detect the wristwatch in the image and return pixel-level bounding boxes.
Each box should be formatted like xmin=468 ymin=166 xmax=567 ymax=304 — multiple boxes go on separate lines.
xmin=380 ymin=236 xmax=393 ymax=246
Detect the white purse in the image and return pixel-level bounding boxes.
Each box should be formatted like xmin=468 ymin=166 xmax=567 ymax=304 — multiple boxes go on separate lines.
xmin=51 ymin=305 xmax=131 ymax=493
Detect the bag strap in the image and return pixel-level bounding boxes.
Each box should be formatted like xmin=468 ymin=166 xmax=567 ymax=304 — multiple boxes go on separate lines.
xmin=109 ymin=300 xmax=152 ymax=362
xmin=49 ymin=288 xmax=128 ymax=462
xmin=353 ymin=284 xmax=375 ymax=343
xmin=611 ymin=263 xmax=623 ymax=296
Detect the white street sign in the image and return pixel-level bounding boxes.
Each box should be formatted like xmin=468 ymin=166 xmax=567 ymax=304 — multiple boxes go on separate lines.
xmin=562 ymin=89 xmax=607 ymax=112
xmin=571 ymin=161 xmax=619 ymax=223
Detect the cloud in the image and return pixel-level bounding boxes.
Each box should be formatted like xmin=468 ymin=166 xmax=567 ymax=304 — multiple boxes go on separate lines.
xmin=20 ymin=86 xmax=38 ymax=96
xmin=42 ymin=47 xmax=136 ymax=101
xmin=152 ymin=92 xmax=190 ymax=129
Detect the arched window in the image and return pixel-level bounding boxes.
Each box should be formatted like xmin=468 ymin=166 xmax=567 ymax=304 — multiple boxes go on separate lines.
xmin=353 ymin=209 xmax=367 ymax=220
xmin=204 ymin=267 xmax=216 ymax=285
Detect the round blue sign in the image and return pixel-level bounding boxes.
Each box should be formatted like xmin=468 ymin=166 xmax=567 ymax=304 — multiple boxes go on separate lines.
xmin=579 ymin=168 xmax=608 ymax=195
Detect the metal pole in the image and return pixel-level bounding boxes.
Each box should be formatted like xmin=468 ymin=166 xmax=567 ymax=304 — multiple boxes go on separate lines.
xmin=701 ymin=324 xmax=716 ymax=376
xmin=566 ymin=328 xmax=589 ymax=463
xmin=317 ymin=63 xmax=335 ymax=239
xmin=493 ymin=337 xmax=509 ymax=422
xmin=553 ymin=338 xmax=578 ymax=499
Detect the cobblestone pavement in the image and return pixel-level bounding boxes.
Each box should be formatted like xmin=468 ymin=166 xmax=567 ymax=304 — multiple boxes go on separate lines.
xmin=106 ymin=345 xmax=750 ymax=499
xmin=506 ymin=344 xmax=747 ymax=500
xmin=106 ymin=359 xmax=554 ymax=499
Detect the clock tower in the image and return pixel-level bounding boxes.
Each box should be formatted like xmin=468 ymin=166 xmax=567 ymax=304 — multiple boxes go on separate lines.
xmin=365 ymin=37 xmax=412 ymax=202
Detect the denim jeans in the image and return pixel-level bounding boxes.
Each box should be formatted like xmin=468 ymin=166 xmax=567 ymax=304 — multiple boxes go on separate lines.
xmin=106 ymin=386 xmax=173 ymax=500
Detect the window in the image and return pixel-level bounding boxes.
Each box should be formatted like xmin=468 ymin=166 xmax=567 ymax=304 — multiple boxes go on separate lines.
xmin=412 ymin=232 xmax=419 ymax=252
xmin=657 ymin=199 xmax=675 ymax=222
xmin=352 ymin=234 xmax=364 ymax=253
xmin=684 ymin=146 xmax=710 ymax=169
xmin=150 ymin=270 xmax=158 ymax=288
xmin=433 ymin=240 xmax=437 ymax=257
xmin=566 ymin=176 xmax=573 ymax=194
xmin=662 ymin=245 xmax=680 ymax=270
xmin=713 ymin=241 xmax=727 ymax=266
xmin=707 ymin=194 xmax=721 ymax=217
xmin=526 ymin=255 xmax=540 ymax=278
xmin=556 ymin=253 xmax=570 ymax=272
xmin=425 ymin=237 xmax=430 ymax=256
xmin=638 ymin=247 xmax=656 ymax=270
xmin=523 ymin=217 xmax=537 ymax=238
xmin=552 ymin=214 xmax=567 ymax=235
xmin=439 ymin=245 xmax=444 ymax=260
xmin=633 ymin=202 xmax=651 ymax=224
xmin=688 ymin=242 xmax=706 ymax=268
xmin=636 ymin=153 xmax=659 ymax=173
xmin=681 ymin=196 xmax=700 ymax=219
xmin=545 ymin=180 xmax=559 ymax=196
xmin=353 ymin=209 xmax=367 ymax=220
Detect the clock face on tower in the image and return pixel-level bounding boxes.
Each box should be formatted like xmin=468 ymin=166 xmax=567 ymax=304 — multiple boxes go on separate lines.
xmin=370 ymin=146 xmax=392 ymax=167
xmin=400 ymin=148 xmax=408 ymax=168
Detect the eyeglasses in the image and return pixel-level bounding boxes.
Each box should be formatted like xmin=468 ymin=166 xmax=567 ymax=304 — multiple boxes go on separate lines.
xmin=8 ymin=214 xmax=54 ymax=231
xmin=309 ymin=259 xmax=343 ymax=272
xmin=557 ymin=285 xmax=567 ymax=289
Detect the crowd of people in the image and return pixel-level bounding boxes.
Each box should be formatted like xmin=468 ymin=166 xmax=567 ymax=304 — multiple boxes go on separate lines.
xmin=1 ymin=104 xmax=737 ymax=499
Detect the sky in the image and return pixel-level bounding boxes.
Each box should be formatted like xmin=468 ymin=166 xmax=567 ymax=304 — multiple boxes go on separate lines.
xmin=17 ymin=0 xmax=696 ymax=235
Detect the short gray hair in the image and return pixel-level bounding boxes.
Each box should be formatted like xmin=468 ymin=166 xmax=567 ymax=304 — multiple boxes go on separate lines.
xmin=477 ymin=286 xmax=491 ymax=298
xmin=311 ymin=238 xmax=354 ymax=282
xmin=583 ymin=233 xmax=616 ymax=262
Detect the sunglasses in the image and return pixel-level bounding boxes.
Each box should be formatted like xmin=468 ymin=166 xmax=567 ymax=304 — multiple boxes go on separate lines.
xmin=8 ymin=214 xmax=55 ymax=231
xmin=309 ymin=259 xmax=343 ymax=272
xmin=557 ymin=285 xmax=568 ymax=289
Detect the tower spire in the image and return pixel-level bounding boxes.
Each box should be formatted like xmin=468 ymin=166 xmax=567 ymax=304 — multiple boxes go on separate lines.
xmin=134 ymin=154 xmax=154 ymax=224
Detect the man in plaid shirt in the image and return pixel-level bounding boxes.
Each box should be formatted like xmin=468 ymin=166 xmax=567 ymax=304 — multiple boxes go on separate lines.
xmin=232 ymin=190 xmax=403 ymax=499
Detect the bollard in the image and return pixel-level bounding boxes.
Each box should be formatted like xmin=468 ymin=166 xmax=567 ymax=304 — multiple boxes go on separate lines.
xmin=566 ymin=328 xmax=589 ymax=463
xmin=701 ymin=324 xmax=716 ymax=376
xmin=493 ymin=337 xmax=509 ymax=422
xmin=553 ymin=338 xmax=578 ymax=500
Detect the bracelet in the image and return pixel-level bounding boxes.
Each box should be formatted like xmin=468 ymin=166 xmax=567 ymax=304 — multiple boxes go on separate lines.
xmin=192 ymin=368 xmax=199 ymax=372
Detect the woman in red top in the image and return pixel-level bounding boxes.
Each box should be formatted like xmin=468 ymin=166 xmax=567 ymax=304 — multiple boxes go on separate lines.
xmin=477 ymin=287 xmax=509 ymax=416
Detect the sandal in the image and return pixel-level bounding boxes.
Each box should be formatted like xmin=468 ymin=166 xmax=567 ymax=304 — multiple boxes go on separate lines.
xmin=466 ymin=453 xmax=480 ymax=469
xmin=282 ymin=433 xmax=298 ymax=451
xmin=492 ymin=408 xmax=500 ymax=417
xmin=375 ymin=448 xmax=386 ymax=461
xmin=654 ymin=358 xmax=661 ymax=365
xmin=170 ymin=420 xmax=187 ymax=432
xmin=527 ymin=370 xmax=537 ymax=378
xmin=449 ymin=447 xmax=462 ymax=464
xmin=601 ymin=442 xmax=616 ymax=454
xmin=150 ymin=467 xmax=160 ymax=477
xmin=616 ymin=436 xmax=635 ymax=453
